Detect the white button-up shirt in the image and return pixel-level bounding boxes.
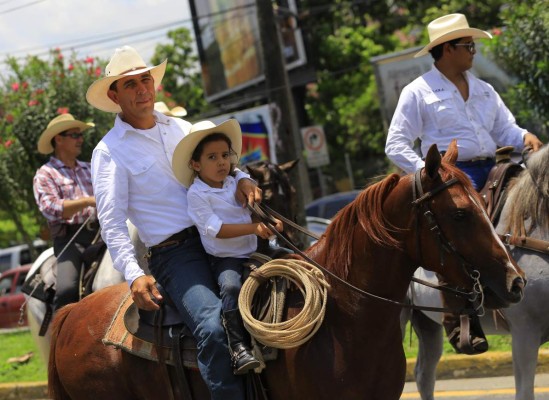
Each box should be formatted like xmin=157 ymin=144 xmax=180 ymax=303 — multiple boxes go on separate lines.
xmin=91 ymin=111 xmax=250 ymax=286
xmin=187 ymin=176 xmax=256 ymax=258
xmin=385 ymin=66 xmax=526 ymax=173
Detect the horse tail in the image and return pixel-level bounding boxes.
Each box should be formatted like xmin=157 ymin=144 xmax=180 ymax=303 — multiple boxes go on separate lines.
xmin=48 ymin=303 xmax=77 ymax=400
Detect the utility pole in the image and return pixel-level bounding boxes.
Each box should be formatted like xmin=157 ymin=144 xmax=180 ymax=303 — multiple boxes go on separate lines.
xmin=256 ymin=0 xmax=313 ymax=225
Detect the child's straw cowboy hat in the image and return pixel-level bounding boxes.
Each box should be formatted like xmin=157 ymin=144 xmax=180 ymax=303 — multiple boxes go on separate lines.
xmin=415 ymin=13 xmax=492 ymax=58
xmin=86 ymin=46 xmax=167 ymax=113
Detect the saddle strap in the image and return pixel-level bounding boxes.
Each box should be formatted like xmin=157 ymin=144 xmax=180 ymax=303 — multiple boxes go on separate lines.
xmin=173 ymin=326 xmax=193 ymax=400
xmin=500 ymin=234 xmax=549 ymax=254
xmin=154 ymin=309 xmax=176 ymax=400
xmin=39 ymin=302 xmax=53 ymax=337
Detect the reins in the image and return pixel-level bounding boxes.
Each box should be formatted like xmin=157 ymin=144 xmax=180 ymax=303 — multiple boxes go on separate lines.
xmin=248 ymin=169 xmax=481 ymax=315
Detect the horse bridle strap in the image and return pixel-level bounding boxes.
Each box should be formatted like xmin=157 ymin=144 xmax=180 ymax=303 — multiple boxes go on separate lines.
xmin=500 ymin=234 xmax=549 ymax=255
xmin=411 ymin=169 xmax=484 ymax=314
xmin=248 ymin=200 xmax=470 ymax=314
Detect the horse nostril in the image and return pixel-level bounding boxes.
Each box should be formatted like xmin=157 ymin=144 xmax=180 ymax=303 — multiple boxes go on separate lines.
xmin=511 ymin=277 xmax=525 ymax=294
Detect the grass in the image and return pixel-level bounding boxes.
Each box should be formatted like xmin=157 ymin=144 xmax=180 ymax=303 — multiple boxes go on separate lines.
xmin=402 ymin=322 xmax=549 ymax=359
xmin=0 ymin=329 xmax=47 ymax=383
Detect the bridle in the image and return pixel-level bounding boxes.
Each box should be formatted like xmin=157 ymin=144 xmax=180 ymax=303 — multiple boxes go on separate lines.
xmin=410 ymin=169 xmax=485 ymax=316
xmin=249 ymin=168 xmax=484 ymax=315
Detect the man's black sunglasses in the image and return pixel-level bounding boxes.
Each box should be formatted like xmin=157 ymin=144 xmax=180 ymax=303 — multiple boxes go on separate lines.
xmin=59 ymin=132 xmax=84 ymax=139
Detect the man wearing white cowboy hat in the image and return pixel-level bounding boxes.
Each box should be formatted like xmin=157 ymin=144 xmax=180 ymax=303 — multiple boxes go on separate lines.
xmin=33 ymin=113 xmax=98 ymax=311
xmin=88 ymin=45 xmax=261 ymax=399
xmin=385 ymin=13 xmax=543 ymax=355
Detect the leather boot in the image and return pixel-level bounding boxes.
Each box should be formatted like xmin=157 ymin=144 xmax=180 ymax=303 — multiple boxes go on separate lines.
xmin=441 ymin=290 xmax=488 ymax=355
xmin=222 ymin=309 xmax=260 ymax=375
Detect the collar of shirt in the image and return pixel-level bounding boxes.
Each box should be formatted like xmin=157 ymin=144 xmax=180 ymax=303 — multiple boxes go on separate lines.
xmin=48 ymin=156 xmax=89 ymax=171
xmin=191 ymin=175 xmax=236 ymax=192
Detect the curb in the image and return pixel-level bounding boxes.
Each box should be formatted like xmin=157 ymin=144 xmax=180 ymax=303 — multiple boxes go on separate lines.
xmin=406 ymin=349 xmax=549 ymax=381
xmin=2 ymin=351 xmax=549 ymax=398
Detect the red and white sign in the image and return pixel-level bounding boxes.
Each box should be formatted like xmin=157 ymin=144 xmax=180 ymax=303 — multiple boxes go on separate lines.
xmin=301 ymin=125 xmax=330 ymax=168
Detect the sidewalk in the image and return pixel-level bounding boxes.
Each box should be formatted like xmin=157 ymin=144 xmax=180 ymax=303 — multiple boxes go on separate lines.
xmin=2 ymin=351 xmax=549 ymax=399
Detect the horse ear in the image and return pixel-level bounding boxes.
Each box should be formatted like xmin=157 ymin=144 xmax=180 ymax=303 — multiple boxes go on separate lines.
xmin=424 ymin=144 xmax=441 ymax=179
xmin=279 ymin=159 xmax=299 ymax=173
xmin=246 ymin=165 xmax=260 ymax=180
xmin=442 ymin=140 xmax=458 ymax=165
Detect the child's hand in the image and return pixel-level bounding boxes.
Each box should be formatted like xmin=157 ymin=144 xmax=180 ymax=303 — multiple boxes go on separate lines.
xmin=272 ymin=218 xmax=283 ymax=232
xmin=255 ymin=222 xmax=274 ymax=239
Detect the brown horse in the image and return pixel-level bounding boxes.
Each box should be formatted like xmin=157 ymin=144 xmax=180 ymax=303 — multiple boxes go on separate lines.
xmin=48 ymin=141 xmax=525 ymax=400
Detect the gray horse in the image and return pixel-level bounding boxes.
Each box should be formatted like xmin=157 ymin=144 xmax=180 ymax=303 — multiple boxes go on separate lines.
xmin=402 ymin=145 xmax=549 ymax=400
xmin=25 ymin=221 xmax=147 ymax=364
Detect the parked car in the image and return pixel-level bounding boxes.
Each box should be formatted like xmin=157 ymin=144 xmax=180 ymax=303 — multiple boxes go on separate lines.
xmin=0 ymin=264 xmax=31 ymax=328
xmin=305 ymin=190 xmax=361 ymax=220
xmin=0 ymin=240 xmax=48 ymax=274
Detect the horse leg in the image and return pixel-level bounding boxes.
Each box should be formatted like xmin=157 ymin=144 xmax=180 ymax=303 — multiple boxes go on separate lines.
xmin=412 ymin=310 xmax=443 ymax=400
xmin=511 ymin=330 xmax=539 ymax=400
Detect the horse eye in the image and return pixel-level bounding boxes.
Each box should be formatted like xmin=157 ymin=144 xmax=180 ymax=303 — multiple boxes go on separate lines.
xmin=452 ymin=209 xmax=468 ymax=220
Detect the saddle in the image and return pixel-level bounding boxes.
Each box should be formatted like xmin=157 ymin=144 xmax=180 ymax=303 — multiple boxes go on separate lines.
xmin=479 ymin=146 xmax=523 ymax=225
xmin=113 ymin=251 xmax=290 ymax=400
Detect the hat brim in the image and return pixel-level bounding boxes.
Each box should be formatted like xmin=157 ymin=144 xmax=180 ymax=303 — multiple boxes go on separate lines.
xmin=172 ymin=119 xmax=242 ymax=188
xmin=37 ymin=120 xmax=95 ymax=154
xmin=86 ymin=59 xmax=167 ymax=113
xmin=414 ymin=28 xmax=492 ymax=58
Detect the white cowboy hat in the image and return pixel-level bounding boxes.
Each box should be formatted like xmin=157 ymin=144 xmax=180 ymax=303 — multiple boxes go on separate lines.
xmin=414 ymin=13 xmax=492 ymax=58
xmin=154 ymin=101 xmax=188 ymax=117
xmin=37 ymin=113 xmax=95 ymax=154
xmin=172 ymin=119 xmax=242 ymax=188
xmin=86 ymin=46 xmax=167 ymax=113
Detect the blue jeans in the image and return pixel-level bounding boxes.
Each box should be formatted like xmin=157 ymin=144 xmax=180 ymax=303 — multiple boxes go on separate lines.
xmin=455 ymin=159 xmax=495 ymax=191
xmin=148 ymin=236 xmax=245 ymax=400
xmin=208 ymin=256 xmax=245 ymax=312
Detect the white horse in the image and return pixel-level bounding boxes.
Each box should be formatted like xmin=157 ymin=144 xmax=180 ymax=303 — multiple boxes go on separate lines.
xmin=25 ymin=221 xmax=147 ymax=364
xmin=402 ymin=145 xmax=549 ymax=400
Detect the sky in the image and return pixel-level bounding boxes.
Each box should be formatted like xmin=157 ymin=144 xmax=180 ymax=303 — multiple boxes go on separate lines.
xmin=0 ymin=0 xmax=194 ymax=73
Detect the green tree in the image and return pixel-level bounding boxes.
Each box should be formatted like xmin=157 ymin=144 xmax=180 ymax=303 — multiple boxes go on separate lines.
xmin=0 ymin=49 xmax=111 ymax=248
xmin=151 ymin=27 xmax=210 ymax=117
xmin=487 ymin=0 xmax=549 ymax=137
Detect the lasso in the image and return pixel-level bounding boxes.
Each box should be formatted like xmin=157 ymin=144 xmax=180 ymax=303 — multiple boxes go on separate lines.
xmin=239 ymin=258 xmax=330 ymax=349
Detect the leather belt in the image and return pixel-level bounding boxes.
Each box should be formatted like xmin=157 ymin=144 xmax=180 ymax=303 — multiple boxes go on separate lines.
xmin=151 ymin=226 xmax=199 ymax=249
xmin=456 ymin=157 xmax=494 ymax=164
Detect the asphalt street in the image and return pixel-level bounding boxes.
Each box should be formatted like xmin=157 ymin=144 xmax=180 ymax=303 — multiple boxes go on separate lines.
xmin=402 ymin=373 xmax=549 ymax=399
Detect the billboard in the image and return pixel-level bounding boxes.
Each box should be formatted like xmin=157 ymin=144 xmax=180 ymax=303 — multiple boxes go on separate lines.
xmin=191 ymin=0 xmax=307 ymax=101
xmin=209 ymin=104 xmax=278 ymax=165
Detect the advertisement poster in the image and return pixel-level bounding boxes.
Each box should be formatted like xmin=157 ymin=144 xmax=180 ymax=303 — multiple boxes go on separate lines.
xmin=192 ymin=0 xmax=306 ymax=101
xmin=209 ymin=104 xmax=277 ymax=165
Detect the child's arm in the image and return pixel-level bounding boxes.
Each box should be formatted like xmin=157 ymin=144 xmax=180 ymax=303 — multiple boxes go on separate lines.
xmin=217 ymin=219 xmax=282 ymax=240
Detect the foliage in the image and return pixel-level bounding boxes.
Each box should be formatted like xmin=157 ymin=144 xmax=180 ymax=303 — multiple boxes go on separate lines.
xmin=0 ymin=49 xmax=112 ymax=248
xmin=485 ymin=0 xmax=549 ymax=137
xmin=151 ymin=27 xmax=210 ymax=118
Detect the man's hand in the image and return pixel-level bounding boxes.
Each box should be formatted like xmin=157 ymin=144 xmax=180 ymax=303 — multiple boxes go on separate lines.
xmin=130 ymin=275 xmax=163 ymax=311
xmin=236 ymin=178 xmax=262 ymax=207
xmin=524 ymin=132 xmax=543 ymax=152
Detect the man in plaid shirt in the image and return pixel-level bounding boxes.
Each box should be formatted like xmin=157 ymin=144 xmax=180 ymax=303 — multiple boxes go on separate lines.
xmin=33 ymin=113 xmax=98 ymax=311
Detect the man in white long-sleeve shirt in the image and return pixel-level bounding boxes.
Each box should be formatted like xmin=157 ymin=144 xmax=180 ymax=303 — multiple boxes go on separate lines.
xmin=385 ymin=13 xmax=542 ymax=191
xmin=87 ymin=46 xmax=260 ymax=400
xmin=385 ymin=14 xmax=542 ymax=356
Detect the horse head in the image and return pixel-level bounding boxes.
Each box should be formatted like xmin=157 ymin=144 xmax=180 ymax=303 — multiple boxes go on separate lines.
xmin=410 ymin=140 xmax=525 ymax=309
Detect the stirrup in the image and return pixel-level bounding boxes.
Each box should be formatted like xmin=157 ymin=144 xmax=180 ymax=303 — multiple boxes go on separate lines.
xmin=448 ymin=327 xmax=488 ymax=355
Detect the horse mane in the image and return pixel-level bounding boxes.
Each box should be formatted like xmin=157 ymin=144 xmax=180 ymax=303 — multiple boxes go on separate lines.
xmin=504 ymin=146 xmax=549 ymax=235
xmin=318 ymin=173 xmax=402 ymax=279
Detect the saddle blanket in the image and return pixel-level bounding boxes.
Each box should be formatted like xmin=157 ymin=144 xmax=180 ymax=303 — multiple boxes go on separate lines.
xmin=102 ymin=291 xmax=197 ymax=368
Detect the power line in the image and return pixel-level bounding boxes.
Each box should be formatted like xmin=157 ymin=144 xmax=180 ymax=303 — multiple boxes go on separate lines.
xmin=0 ymin=0 xmax=45 ymax=15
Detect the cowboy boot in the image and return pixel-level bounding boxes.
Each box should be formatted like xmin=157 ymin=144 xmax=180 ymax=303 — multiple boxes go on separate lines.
xmin=222 ymin=309 xmax=261 ymax=375
xmin=441 ymin=292 xmax=488 ymax=355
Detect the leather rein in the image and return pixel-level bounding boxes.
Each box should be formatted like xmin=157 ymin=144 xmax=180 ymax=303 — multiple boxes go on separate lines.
xmin=249 ymin=169 xmax=482 ymax=315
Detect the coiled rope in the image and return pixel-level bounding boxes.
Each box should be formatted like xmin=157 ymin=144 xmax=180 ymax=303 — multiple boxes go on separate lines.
xmin=239 ymin=258 xmax=330 ymax=349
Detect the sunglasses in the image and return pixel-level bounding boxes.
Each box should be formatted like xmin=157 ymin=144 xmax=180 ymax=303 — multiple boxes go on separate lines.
xmin=59 ymin=132 xmax=84 ymax=139
xmin=453 ymin=42 xmax=476 ymax=54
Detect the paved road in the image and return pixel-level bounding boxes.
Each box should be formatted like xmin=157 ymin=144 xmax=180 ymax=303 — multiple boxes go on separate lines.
xmin=402 ymin=373 xmax=549 ymax=399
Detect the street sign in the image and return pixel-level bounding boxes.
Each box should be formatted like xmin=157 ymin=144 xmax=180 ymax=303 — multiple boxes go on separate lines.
xmin=301 ymin=125 xmax=330 ymax=168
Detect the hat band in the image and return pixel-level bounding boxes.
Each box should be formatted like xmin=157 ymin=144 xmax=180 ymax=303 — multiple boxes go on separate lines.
xmin=107 ymin=66 xmax=148 ymax=77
